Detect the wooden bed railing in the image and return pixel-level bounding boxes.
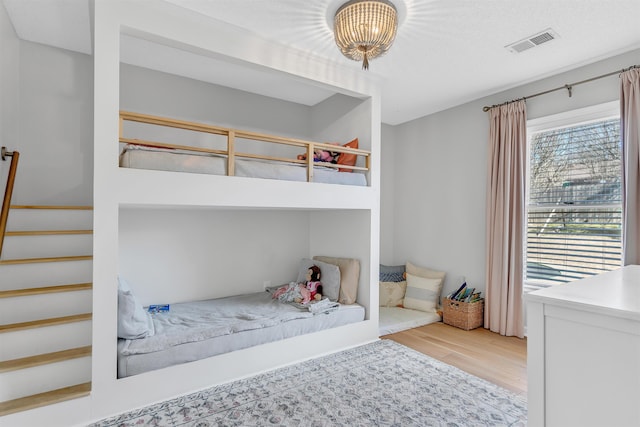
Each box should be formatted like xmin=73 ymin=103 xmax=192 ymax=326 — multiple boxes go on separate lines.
xmin=0 ymin=146 xmax=19 ymax=257
xmin=119 ymin=111 xmax=371 ymax=183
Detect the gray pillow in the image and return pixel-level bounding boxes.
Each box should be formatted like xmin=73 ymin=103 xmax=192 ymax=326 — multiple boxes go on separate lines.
xmin=297 ymin=258 xmax=341 ymax=302
xmin=117 ymin=277 xmax=154 ymax=339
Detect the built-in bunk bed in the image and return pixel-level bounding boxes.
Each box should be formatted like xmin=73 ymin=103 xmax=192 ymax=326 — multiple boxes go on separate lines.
xmin=86 ymin=2 xmax=381 ymax=424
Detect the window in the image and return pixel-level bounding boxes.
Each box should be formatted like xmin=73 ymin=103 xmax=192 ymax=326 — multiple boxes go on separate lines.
xmin=526 ymin=102 xmax=622 ymax=286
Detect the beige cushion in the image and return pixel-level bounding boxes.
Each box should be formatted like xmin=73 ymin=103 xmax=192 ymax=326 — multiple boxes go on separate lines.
xmin=403 ymin=273 xmax=443 ymax=313
xmin=379 ymin=281 xmax=407 ymax=307
xmin=313 ymin=256 xmax=360 ymax=304
xmin=406 ymin=261 xmax=446 ymax=283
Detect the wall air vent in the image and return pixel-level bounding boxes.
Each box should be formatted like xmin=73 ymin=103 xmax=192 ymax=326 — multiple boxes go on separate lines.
xmin=506 ymin=28 xmax=559 ymax=53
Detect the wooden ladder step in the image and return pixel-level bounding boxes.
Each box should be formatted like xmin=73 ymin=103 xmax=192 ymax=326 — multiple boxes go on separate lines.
xmin=5 ymin=230 xmax=93 ymax=236
xmin=9 ymin=205 xmax=93 ymax=210
xmin=0 ymin=382 xmax=91 ymax=417
xmin=0 ymin=283 xmax=92 ymax=299
xmin=0 ymin=255 xmax=93 ymax=265
xmin=0 ymin=313 xmax=92 ymax=334
xmin=0 ymin=346 xmax=92 ymax=373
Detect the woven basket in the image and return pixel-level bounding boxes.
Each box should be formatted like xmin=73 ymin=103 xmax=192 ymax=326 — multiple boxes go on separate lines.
xmin=443 ymin=298 xmax=484 ymax=330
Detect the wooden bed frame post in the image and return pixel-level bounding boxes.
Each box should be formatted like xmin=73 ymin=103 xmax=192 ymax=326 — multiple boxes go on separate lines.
xmin=306 ymin=143 xmax=314 ymax=182
xmin=227 ymin=130 xmax=235 ymax=177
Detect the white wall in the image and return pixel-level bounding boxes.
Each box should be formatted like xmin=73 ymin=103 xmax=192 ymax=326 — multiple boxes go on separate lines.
xmin=0 ymin=2 xmax=19 ymax=193
xmin=383 ymin=48 xmax=640 ymax=299
xmin=120 ymin=63 xmax=312 ymax=140
xmin=311 ymin=94 xmax=368 ymax=143
xmin=379 ymin=123 xmax=396 ymax=264
xmin=119 ymin=207 xmax=311 ymax=305
xmin=13 ymin=42 xmax=93 ymax=205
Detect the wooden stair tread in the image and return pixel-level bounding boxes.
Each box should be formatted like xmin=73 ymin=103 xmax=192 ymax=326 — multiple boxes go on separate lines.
xmin=0 ymin=346 xmax=92 ymax=373
xmin=0 ymin=313 xmax=92 ymax=333
xmin=5 ymin=230 xmax=93 ymax=236
xmin=0 ymin=382 xmax=91 ymax=417
xmin=9 ymin=205 xmax=93 ymax=210
xmin=0 ymin=255 xmax=93 ymax=265
xmin=0 ymin=283 xmax=92 ymax=299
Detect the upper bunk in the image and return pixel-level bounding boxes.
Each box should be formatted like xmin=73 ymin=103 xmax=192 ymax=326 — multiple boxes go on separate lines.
xmin=116 ymin=98 xmax=375 ymax=210
xmin=119 ymin=110 xmax=371 ymax=187
xmin=107 ymin=8 xmax=381 ymax=212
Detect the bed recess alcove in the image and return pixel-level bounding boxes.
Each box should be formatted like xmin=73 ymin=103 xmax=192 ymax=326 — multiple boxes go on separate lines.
xmin=117 ymin=206 xmax=372 ymax=378
xmin=88 ymin=1 xmax=382 ymax=423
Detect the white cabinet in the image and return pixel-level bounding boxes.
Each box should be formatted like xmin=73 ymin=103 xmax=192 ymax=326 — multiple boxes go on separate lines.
xmin=526 ymin=265 xmax=640 ymax=427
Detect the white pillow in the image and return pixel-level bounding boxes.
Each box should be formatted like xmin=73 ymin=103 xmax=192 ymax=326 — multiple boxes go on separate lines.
xmin=297 ymin=258 xmax=341 ymax=302
xmin=403 ymin=273 xmax=443 ymax=313
xmin=379 ymin=281 xmax=407 ymax=307
xmin=117 ymin=277 xmax=154 ymax=339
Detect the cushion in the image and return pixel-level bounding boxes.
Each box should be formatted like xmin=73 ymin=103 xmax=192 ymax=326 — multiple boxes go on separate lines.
xmin=403 ymin=273 xmax=443 ymax=313
xmin=406 ymin=261 xmax=446 ymax=282
xmin=117 ymin=277 xmax=154 ymax=340
xmin=313 ymin=256 xmax=360 ymax=304
xmin=337 ymin=138 xmax=359 ymax=172
xmin=379 ymin=280 xmax=407 ymax=307
xmin=380 ymin=264 xmax=406 ymax=282
xmin=297 ymin=258 xmax=341 ymax=302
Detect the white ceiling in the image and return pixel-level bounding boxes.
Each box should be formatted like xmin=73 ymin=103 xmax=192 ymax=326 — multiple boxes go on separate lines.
xmin=4 ymin=0 xmax=640 ymax=125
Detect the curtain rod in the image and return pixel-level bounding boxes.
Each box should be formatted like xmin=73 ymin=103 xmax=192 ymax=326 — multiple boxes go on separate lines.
xmin=482 ymin=64 xmax=640 ymax=112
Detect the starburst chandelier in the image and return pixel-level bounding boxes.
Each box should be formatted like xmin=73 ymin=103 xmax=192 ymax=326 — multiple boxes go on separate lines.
xmin=333 ymin=0 xmax=398 ymax=70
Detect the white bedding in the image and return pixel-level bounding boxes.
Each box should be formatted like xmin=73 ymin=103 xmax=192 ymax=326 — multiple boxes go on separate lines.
xmin=119 ymin=145 xmax=368 ymax=186
xmin=378 ymin=307 xmax=441 ymax=336
xmin=117 ymin=291 xmax=365 ymax=378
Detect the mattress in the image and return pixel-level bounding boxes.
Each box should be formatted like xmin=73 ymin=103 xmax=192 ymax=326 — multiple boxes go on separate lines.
xmin=117 ymin=291 xmax=365 ymax=378
xmin=119 ymin=145 xmax=368 ymax=186
xmin=378 ymin=307 xmax=441 ymax=336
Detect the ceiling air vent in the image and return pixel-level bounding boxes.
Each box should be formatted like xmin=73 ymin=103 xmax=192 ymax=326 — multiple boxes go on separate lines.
xmin=506 ymin=28 xmax=559 ymax=53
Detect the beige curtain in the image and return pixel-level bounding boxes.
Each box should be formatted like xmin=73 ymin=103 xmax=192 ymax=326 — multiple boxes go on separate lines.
xmin=485 ymin=100 xmax=526 ymax=338
xmin=621 ymin=68 xmax=640 ymax=266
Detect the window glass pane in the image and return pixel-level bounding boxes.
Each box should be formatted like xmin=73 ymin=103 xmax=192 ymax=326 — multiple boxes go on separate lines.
xmin=526 ymin=117 xmax=622 ymax=285
xmin=530 ymin=118 xmax=621 ymax=206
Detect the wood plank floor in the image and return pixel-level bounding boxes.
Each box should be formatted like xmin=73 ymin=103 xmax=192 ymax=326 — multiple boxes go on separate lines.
xmin=382 ymin=322 xmax=527 ymax=397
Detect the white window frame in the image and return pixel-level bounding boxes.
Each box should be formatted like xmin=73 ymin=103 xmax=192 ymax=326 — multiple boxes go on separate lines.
xmin=524 ymin=101 xmax=621 ymax=292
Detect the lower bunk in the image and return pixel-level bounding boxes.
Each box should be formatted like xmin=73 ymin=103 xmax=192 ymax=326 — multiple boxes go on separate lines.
xmin=117 ymin=289 xmax=365 ymax=378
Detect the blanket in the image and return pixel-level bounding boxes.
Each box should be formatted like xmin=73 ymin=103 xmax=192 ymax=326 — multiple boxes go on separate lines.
xmin=120 ymin=292 xmax=313 ymax=355
xmin=270 ymin=283 xmax=340 ymax=314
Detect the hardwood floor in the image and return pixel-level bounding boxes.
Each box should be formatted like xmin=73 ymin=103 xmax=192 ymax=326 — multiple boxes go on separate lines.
xmin=382 ymin=322 xmax=527 ymax=397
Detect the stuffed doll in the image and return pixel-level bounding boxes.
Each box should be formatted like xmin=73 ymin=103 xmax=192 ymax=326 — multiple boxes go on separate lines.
xmin=301 ymin=265 xmax=323 ymax=302
xmin=297 ymin=148 xmax=340 ymax=164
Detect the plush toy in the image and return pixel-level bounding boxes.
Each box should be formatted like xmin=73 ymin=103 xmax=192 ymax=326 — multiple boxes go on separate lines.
xmin=303 ymin=265 xmax=323 ymax=301
xmin=315 ymin=150 xmax=338 ymax=163
xmin=293 ymin=265 xmax=323 ymax=304
xmin=297 ymin=148 xmax=340 ymax=164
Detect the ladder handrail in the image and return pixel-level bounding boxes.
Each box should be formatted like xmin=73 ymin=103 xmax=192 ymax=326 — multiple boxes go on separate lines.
xmin=1 ymin=146 xmax=19 ymax=257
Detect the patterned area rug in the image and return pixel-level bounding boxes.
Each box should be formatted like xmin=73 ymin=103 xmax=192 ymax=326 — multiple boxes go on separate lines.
xmin=90 ymin=340 xmax=526 ymax=426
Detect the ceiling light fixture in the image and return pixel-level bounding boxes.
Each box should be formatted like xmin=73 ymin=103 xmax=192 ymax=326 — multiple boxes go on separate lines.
xmin=333 ymin=0 xmax=398 ymax=70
